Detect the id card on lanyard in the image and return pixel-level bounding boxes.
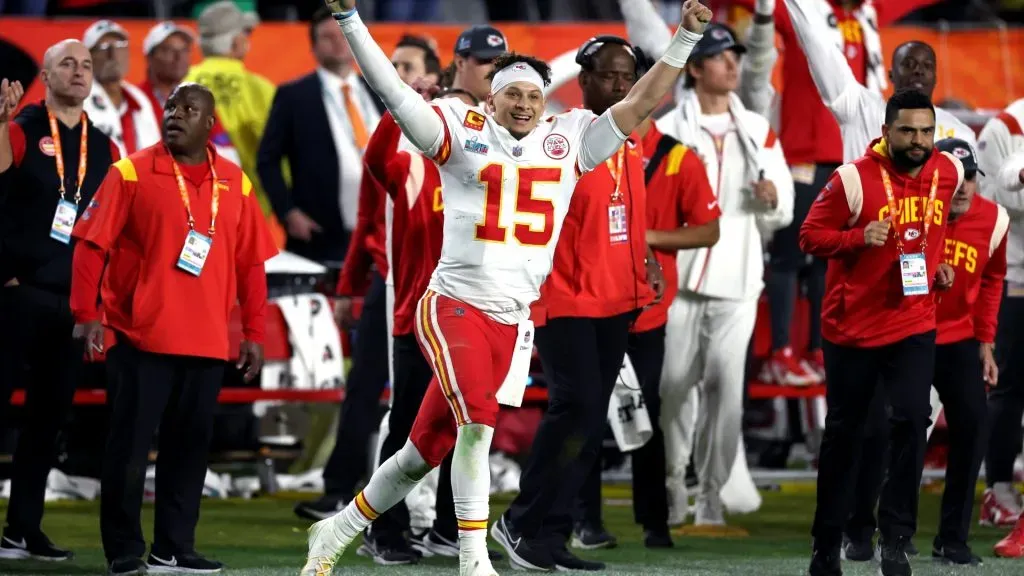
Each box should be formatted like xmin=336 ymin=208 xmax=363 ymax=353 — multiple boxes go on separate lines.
xmin=47 ymin=110 xmax=88 ymax=244
xmin=171 ymin=150 xmax=220 ymax=277
xmin=880 ymin=166 xmax=939 ymax=297
xmin=607 ymin=146 xmax=628 ymax=245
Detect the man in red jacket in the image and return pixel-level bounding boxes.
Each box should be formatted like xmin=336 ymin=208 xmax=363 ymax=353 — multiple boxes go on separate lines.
xmin=496 ymin=36 xmax=663 ymax=572
xmin=730 ymin=0 xmax=943 ymax=384
xmin=798 ymin=89 xmax=963 ymax=576
xmin=846 ymin=138 xmax=1007 ymax=566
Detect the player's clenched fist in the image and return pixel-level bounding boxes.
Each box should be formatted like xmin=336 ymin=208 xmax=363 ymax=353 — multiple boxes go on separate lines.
xmin=863 ymin=217 xmax=890 ymax=247
xmin=323 ymin=0 xmax=355 ymax=13
xmin=680 ymin=0 xmax=713 ymax=35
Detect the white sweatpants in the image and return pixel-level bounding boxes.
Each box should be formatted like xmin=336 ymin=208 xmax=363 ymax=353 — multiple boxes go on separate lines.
xmin=373 ymin=282 xmax=439 ymax=531
xmin=661 ymin=292 xmax=758 ymax=501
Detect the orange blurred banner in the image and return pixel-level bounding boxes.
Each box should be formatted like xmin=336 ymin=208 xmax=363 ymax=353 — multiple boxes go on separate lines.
xmin=2 ymin=18 xmax=1021 ymax=110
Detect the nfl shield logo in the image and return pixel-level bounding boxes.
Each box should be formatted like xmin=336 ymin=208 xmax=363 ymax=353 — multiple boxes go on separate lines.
xmin=512 ymin=146 xmax=523 ymax=157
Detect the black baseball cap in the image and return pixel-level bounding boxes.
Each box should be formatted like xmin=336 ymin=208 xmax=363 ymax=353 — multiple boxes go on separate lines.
xmin=454 ymin=25 xmax=507 ymax=60
xmin=935 ymin=138 xmax=985 ymax=177
xmin=691 ymin=23 xmax=747 ymax=59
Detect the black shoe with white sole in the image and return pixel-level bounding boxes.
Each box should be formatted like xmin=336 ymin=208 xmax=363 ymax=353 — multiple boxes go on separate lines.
xmin=0 ymin=531 xmax=73 ymax=561
xmin=570 ymin=522 xmax=617 ymax=550
xmin=841 ymin=534 xmax=874 ymax=562
xmin=931 ymin=540 xmax=982 ymax=566
xmin=108 ymin=556 xmax=147 ymax=576
xmin=293 ymin=496 xmax=346 ymax=522
xmin=551 ymin=545 xmax=605 ymax=571
xmin=146 ymin=551 xmax=223 ymax=573
xmin=490 ymin=515 xmax=554 ymax=571
xmin=417 ymin=529 xmax=505 ymax=562
xmin=878 ymin=536 xmax=913 ymax=576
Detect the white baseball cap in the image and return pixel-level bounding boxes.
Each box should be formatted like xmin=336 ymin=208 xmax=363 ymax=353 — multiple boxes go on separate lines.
xmin=143 ymin=21 xmax=196 ymax=55
xmin=83 ymin=19 xmax=129 ymax=50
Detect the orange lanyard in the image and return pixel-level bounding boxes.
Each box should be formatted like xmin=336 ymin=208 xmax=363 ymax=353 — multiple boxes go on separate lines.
xmin=170 ymin=149 xmax=220 ymax=237
xmin=47 ymin=109 xmax=88 ymax=204
xmin=606 ymin=145 xmax=626 ymax=202
xmin=880 ymin=166 xmax=939 ymax=253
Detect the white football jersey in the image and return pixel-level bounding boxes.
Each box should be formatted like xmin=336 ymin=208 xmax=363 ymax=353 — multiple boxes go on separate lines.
xmin=425 ymin=98 xmax=597 ymax=324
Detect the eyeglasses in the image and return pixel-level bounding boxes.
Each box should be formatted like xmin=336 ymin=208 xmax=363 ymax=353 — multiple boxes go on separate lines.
xmin=94 ymin=40 xmax=129 ymax=51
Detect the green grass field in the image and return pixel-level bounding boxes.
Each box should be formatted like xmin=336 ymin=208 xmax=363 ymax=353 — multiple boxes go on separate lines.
xmin=0 ymin=485 xmax=1021 ymax=575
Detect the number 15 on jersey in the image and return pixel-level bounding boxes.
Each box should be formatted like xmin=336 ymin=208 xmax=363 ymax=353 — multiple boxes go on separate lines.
xmin=474 ymin=164 xmax=563 ymax=247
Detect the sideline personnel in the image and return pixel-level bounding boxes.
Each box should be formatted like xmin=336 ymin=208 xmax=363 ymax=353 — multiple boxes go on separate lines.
xmin=799 ymin=90 xmax=963 ymax=576
xmin=496 ymin=35 xmax=664 ymax=572
xmin=69 ymin=83 xmax=278 ymax=576
xmin=0 ymin=39 xmax=120 ymax=562
xmin=847 ymin=138 xmax=1006 ymax=566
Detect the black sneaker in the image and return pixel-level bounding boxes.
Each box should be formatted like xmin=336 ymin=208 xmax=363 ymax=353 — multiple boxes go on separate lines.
xmin=551 ymin=545 xmax=605 ymax=571
xmin=147 ymin=551 xmax=223 ymax=573
xmin=905 ymin=539 xmax=919 ymax=556
xmin=294 ymin=496 xmax=346 ymax=522
xmin=932 ymin=540 xmax=982 ymax=566
xmin=643 ymin=528 xmax=674 ymax=548
xmin=108 ymin=556 xmax=146 ymax=576
xmin=409 ymin=528 xmax=435 ymax=557
xmin=808 ymin=547 xmax=841 ymax=576
xmin=366 ymin=534 xmax=419 ymax=566
xmin=841 ymin=534 xmax=874 ymax=561
xmin=0 ymin=531 xmax=73 ymax=561
xmin=490 ymin=514 xmax=554 ymax=571
xmin=570 ymin=522 xmax=617 ymax=550
xmin=878 ymin=536 xmax=913 ymax=576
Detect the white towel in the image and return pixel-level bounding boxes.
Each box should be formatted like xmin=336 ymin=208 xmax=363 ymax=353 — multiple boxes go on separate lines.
xmin=495 ymin=320 xmax=534 ymax=407
xmin=668 ymin=89 xmax=765 ymax=184
xmin=607 ymin=355 xmax=653 ymax=452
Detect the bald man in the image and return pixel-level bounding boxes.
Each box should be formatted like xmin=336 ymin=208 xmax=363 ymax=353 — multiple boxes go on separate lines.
xmin=0 ymin=39 xmax=120 ymax=562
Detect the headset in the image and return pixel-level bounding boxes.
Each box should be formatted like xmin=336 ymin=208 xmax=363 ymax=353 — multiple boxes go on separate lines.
xmin=575 ymin=35 xmax=658 ymax=350
xmin=575 ymin=35 xmax=654 ymax=77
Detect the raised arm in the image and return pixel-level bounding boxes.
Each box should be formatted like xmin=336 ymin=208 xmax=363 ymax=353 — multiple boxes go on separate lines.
xmin=782 ymin=0 xmax=866 ymax=123
xmin=328 ymin=0 xmax=444 ymax=156
xmin=617 ymin=0 xmax=674 ymax=61
xmin=580 ymin=0 xmax=707 ymax=171
xmin=738 ymin=0 xmax=779 ymax=116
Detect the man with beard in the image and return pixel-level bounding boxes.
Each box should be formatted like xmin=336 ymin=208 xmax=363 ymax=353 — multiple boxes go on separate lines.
xmin=784 ymin=0 xmax=979 ymax=559
xmin=799 ymin=89 xmax=963 ymax=576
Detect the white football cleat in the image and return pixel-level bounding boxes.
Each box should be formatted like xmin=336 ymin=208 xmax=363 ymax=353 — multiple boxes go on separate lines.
xmin=461 ymin=555 xmax=499 ymax=576
xmin=299 ymin=518 xmax=350 ymax=576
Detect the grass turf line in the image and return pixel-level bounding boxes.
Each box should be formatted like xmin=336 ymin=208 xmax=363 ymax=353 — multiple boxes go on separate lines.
xmin=0 ymin=488 xmax=1020 ymax=575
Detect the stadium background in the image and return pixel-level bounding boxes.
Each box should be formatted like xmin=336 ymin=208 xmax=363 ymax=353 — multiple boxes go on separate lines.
xmin=1 ymin=1 xmax=1024 ymax=574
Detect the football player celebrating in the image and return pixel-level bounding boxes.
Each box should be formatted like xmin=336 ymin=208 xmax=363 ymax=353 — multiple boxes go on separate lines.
xmin=300 ymin=1 xmax=712 ymax=576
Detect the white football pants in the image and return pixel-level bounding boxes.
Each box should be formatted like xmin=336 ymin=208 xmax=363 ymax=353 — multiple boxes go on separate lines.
xmin=660 ymin=291 xmax=760 ymax=508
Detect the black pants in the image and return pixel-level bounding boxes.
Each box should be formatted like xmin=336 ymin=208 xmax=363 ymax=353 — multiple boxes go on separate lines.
xmin=573 ymin=326 xmax=667 ymax=531
xmin=625 ymin=326 xmax=668 ymax=531
xmin=0 ymin=284 xmax=83 ymax=537
xmin=369 ymin=333 xmax=457 ymax=542
xmin=765 ymin=164 xmax=834 ymax=351
xmin=99 ymin=338 xmax=224 ymax=561
xmin=506 ymin=312 xmax=635 ymax=543
xmin=322 ymin=272 xmax=390 ymax=499
xmin=986 ymin=286 xmax=1024 ymax=485
xmin=848 ymin=339 xmax=988 ymax=546
xmin=812 ymin=332 xmax=935 ymax=550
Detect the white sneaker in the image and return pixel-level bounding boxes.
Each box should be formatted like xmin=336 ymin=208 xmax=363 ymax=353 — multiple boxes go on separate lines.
xmin=694 ymin=492 xmax=726 ymax=526
xmin=300 ymin=518 xmax=350 ymax=576
xmin=667 ymin=477 xmax=689 ymax=527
